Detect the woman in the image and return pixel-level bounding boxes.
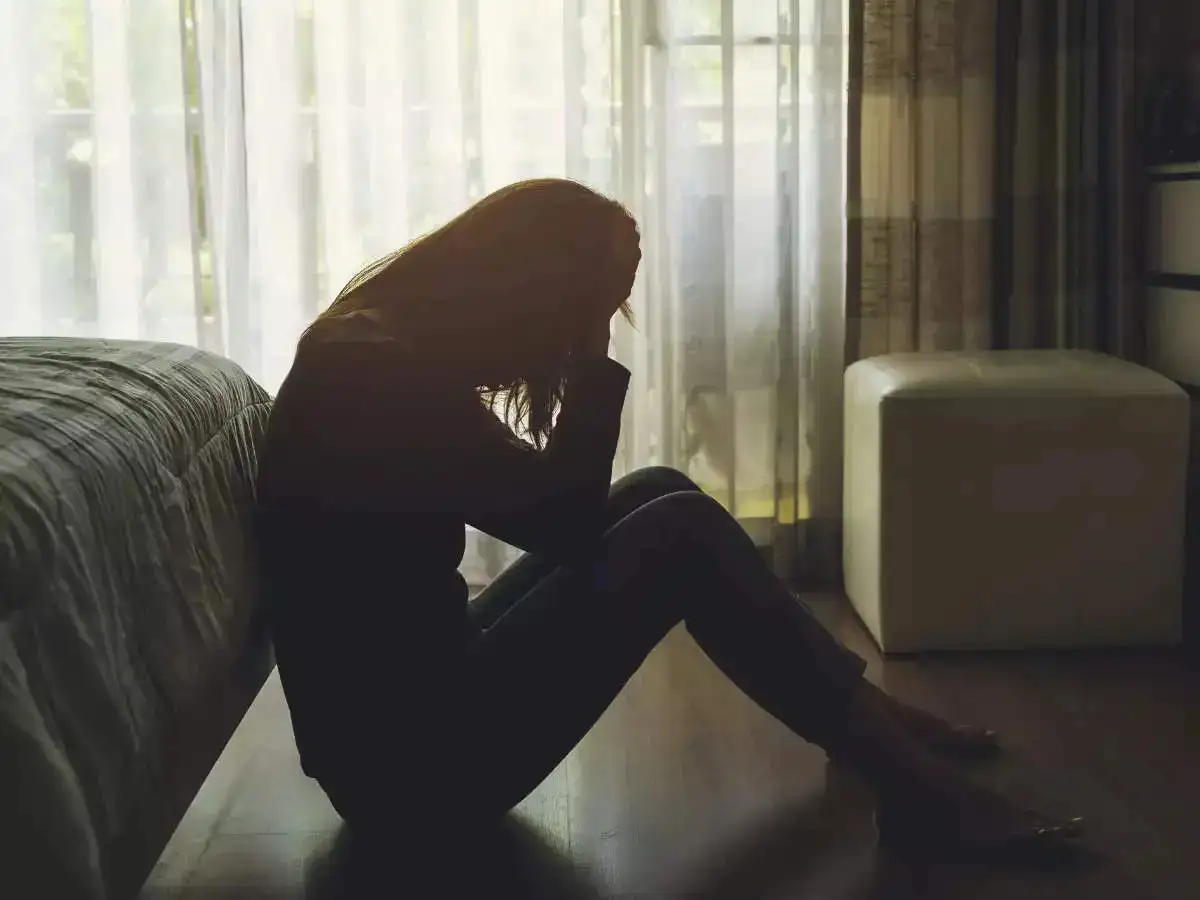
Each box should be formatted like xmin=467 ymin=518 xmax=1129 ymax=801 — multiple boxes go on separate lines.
xmin=255 ymin=178 xmax=1082 ymax=861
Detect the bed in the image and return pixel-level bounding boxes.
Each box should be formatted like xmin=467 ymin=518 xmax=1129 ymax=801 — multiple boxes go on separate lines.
xmin=0 ymin=338 xmax=274 ymax=900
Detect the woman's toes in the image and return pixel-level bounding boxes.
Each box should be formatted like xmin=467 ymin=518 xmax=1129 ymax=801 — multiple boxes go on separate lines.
xmin=876 ymin=784 xmax=1084 ymax=861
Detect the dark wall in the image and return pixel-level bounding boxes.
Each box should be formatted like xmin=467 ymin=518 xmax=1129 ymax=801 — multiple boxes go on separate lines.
xmin=1141 ymin=0 xmax=1200 ymax=70
xmin=1139 ymin=2 xmax=1200 ymax=659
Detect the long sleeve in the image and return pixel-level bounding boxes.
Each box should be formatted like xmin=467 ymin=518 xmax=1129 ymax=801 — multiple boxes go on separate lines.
xmin=461 ymin=358 xmax=629 ymax=557
xmin=271 ymin=343 xmax=631 ymax=564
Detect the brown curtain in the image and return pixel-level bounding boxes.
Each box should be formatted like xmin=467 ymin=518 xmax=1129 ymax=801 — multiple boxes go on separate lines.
xmin=846 ymin=0 xmax=1146 ymax=365
xmin=1000 ymin=0 xmax=1146 ymax=358
xmin=847 ymin=0 xmax=999 ymax=360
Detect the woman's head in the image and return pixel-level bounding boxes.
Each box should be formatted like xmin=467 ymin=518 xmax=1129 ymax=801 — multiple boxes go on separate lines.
xmin=320 ymin=178 xmax=640 ymax=445
xmin=428 ymin=178 xmax=637 ymax=346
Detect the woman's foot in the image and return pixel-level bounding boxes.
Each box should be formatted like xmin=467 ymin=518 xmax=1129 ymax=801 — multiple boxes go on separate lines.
xmin=876 ymin=777 xmax=1084 ymax=862
xmin=828 ymin=681 xmax=1082 ymax=863
xmin=881 ymin=694 xmax=1002 ymax=761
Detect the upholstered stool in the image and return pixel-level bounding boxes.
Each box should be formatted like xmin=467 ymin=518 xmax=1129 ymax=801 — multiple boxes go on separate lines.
xmin=842 ymin=350 xmax=1190 ymax=653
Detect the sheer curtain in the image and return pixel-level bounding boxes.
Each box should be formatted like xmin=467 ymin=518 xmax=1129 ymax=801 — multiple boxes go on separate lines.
xmin=0 ymin=0 xmax=848 ymax=587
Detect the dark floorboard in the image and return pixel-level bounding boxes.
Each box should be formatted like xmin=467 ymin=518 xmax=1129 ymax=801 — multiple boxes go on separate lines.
xmin=140 ymin=595 xmax=1200 ymax=899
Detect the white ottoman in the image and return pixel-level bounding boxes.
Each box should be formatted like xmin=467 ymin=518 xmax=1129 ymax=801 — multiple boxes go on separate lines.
xmin=843 ymin=350 xmax=1190 ymax=653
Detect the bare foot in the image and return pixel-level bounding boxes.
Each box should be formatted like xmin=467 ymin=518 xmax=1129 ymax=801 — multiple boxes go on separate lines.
xmin=881 ymin=694 xmax=1001 ymax=760
xmin=876 ymin=776 xmax=1084 ymax=860
xmin=829 ymin=680 xmax=1082 ymax=861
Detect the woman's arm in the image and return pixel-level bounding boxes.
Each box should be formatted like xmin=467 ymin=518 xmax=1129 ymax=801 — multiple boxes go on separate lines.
xmin=297 ymin=343 xmax=630 ymax=563
xmin=462 ymin=356 xmax=629 ymax=558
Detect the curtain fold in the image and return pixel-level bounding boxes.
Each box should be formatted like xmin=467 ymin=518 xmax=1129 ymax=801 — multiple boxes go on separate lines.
xmin=847 ymin=0 xmax=998 ymax=363
xmin=849 ymin=0 xmax=1143 ymax=362
xmin=1000 ymin=0 xmax=1146 ymax=358
xmin=1 ymin=0 xmax=849 ymax=588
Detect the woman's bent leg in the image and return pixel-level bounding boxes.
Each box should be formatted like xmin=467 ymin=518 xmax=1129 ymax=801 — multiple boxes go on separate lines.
xmin=473 ymin=471 xmax=999 ymax=762
xmin=467 ymin=466 xmax=701 ymax=630
xmin=459 ymin=488 xmax=866 ymax=817
xmin=460 ymin=490 xmax=1082 ymax=858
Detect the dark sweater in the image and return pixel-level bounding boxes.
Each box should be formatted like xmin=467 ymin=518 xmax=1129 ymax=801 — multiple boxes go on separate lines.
xmin=254 ymin=320 xmax=630 ymax=802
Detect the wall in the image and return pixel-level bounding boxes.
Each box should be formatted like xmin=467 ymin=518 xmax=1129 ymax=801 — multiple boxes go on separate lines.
xmin=1141 ymin=0 xmax=1200 ymax=72
xmin=1140 ymin=1 xmax=1200 ymax=656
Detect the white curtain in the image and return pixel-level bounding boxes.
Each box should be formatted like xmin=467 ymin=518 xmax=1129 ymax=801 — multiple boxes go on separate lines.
xmin=0 ymin=0 xmax=848 ymax=587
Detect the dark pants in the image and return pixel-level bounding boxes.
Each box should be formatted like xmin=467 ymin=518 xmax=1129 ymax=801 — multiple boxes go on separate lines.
xmin=447 ymin=466 xmax=867 ymax=821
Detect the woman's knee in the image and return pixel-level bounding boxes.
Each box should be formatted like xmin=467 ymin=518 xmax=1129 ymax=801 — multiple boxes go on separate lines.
xmin=607 ymin=488 xmax=733 ymax=546
xmin=609 ymin=466 xmax=700 ymax=507
xmin=596 ymin=491 xmax=749 ymax=621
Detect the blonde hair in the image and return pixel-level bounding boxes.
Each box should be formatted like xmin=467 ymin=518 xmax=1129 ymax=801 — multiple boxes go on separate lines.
xmin=312 ymin=178 xmax=635 ymax=447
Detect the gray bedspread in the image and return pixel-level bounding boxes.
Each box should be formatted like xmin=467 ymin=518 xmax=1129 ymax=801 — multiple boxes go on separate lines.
xmin=0 ymin=339 xmax=271 ymax=898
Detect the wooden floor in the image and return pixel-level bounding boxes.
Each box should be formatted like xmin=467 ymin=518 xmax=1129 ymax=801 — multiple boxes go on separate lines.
xmin=140 ymin=596 xmax=1200 ymax=899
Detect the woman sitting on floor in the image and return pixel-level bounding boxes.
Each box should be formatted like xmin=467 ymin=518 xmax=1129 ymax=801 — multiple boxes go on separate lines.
xmin=255 ymin=178 xmax=1083 ymax=862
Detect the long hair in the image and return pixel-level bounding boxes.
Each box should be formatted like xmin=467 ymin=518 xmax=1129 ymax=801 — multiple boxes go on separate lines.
xmin=313 ymin=178 xmax=636 ymax=448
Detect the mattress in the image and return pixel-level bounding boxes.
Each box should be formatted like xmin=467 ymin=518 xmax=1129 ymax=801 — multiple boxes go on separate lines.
xmin=0 ymin=338 xmax=271 ymax=898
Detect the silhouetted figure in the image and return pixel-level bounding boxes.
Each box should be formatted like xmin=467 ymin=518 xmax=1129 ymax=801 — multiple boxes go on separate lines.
xmin=255 ymin=178 xmax=1083 ymax=864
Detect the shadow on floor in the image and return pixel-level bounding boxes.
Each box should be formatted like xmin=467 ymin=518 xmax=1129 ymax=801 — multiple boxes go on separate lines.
xmin=659 ymin=763 xmax=1102 ymax=900
xmin=302 ymin=815 xmax=605 ymax=900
